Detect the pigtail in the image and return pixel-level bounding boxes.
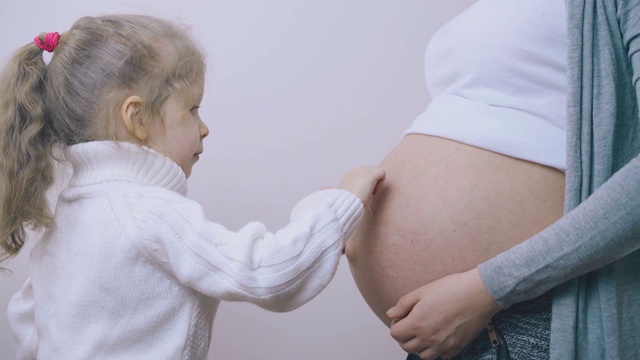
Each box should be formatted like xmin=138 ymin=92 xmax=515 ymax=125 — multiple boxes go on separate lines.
xmin=0 ymin=42 xmax=56 ymax=262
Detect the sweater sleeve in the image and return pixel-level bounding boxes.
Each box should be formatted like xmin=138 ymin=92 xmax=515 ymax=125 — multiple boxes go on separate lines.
xmin=127 ymin=189 xmax=362 ymax=312
xmin=478 ymin=1 xmax=640 ymax=309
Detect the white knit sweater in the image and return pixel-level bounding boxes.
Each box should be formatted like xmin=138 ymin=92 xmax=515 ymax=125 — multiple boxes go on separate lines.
xmin=7 ymin=141 xmax=364 ymax=360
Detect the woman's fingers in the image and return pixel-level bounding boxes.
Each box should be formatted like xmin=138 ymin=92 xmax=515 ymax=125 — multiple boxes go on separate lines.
xmin=389 ymin=269 xmax=502 ymax=359
xmin=387 ymin=286 xmax=421 ymax=320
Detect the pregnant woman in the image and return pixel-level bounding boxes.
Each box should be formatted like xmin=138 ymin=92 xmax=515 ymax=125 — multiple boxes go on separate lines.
xmin=347 ymin=0 xmax=640 ymax=359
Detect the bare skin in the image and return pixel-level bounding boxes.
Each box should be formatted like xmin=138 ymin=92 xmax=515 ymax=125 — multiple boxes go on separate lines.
xmin=345 ymin=134 xmax=565 ymax=327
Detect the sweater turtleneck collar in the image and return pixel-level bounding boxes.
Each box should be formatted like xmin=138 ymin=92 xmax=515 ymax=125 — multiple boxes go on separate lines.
xmin=65 ymin=141 xmax=188 ymax=196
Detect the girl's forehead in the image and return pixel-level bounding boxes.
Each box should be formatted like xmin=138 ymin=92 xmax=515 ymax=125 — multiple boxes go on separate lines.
xmin=184 ymin=84 xmax=204 ymax=101
xmin=174 ymin=79 xmax=204 ymax=100
xmin=186 ymin=74 xmax=205 ymax=94
xmin=168 ymin=83 xmax=203 ymax=105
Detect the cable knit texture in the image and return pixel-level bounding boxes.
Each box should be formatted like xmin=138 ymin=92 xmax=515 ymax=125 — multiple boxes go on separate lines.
xmin=7 ymin=141 xmax=363 ymax=360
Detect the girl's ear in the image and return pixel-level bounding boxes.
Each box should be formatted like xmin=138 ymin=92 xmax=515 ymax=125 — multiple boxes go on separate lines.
xmin=120 ymin=96 xmax=147 ymax=141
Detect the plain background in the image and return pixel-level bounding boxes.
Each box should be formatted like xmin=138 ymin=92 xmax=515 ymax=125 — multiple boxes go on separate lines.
xmin=0 ymin=1 xmax=474 ymax=359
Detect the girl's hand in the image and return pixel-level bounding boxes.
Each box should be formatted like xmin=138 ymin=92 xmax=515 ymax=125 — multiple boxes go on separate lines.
xmin=338 ymin=166 xmax=386 ymax=207
xmin=387 ymin=269 xmax=502 ymax=360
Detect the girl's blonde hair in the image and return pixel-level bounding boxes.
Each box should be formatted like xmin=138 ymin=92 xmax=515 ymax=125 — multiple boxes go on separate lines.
xmin=0 ymin=14 xmax=205 ymax=262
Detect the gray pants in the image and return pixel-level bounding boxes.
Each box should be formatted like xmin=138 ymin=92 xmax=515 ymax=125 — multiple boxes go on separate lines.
xmin=406 ymin=292 xmax=551 ymax=360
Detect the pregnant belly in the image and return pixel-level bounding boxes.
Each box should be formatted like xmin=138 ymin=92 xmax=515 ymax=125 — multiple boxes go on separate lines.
xmin=345 ymin=135 xmax=565 ymax=326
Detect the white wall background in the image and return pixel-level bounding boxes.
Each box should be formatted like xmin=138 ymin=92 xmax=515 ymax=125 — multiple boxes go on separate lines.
xmin=0 ymin=1 xmax=474 ymax=359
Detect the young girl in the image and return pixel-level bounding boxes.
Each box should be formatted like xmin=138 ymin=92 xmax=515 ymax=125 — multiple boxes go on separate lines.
xmin=0 ymin=14 xmax=385 ymax=359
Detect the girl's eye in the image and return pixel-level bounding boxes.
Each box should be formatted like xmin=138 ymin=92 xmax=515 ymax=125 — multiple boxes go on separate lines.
xmin=190 ymin=106 xmax=200 ymax=114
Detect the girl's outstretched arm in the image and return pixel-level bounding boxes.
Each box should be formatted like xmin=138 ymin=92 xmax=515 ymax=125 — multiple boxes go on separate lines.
xmin=126 ymin=167 xmax=384 ymax=312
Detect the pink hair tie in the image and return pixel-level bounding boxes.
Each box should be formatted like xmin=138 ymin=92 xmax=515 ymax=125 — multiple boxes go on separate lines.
xmin=34 ymin=32 xmax=60 ymax=52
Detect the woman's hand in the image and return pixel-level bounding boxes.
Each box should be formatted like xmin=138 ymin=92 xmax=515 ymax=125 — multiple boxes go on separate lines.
xmin=387 ymin=268 xmax=502 ymax=360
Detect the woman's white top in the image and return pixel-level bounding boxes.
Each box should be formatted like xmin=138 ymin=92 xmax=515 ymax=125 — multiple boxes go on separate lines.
xmin=405 ymin=0 xmax=567 ymax=170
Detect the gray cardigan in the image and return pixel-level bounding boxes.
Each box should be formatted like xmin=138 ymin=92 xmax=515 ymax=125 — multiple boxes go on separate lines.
xmin=478 ymin=1 xmax=640 ymax=359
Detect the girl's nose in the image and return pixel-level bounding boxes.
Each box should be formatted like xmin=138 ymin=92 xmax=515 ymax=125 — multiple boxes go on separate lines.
xmin=200 ymin=121 xmax=209 ymax=138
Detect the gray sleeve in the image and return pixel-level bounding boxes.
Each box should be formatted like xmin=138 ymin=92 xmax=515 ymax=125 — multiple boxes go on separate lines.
xmin=478 ymin=157 xmax=640 ymax=308
xmin=478 ymin=0 xmax=640 ymax=309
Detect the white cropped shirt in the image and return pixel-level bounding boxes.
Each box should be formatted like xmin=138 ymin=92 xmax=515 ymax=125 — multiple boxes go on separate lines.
xmin=405 ymin=0 xmax=567 ymax=170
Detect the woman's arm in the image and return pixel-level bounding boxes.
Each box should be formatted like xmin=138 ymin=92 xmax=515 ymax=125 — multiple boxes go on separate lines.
xmin=480 ymin=154 xmax=640 ymax=308
xmin=479 ymin=0 xmax=640 ymax=310
xmin=388 ymin=142 xmax=640 ymax=360
xmin=388 ymin=145 xmax=640 ymax=360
